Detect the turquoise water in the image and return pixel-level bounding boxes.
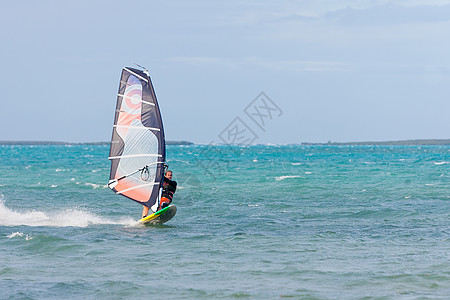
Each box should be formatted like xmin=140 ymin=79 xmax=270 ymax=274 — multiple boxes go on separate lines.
xmin=1 ymin=144 xmax=449 ymax=299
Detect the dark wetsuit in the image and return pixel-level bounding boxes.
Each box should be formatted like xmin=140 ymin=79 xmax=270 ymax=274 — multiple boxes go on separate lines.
xmin=160 ymin=176 xmax=177 ymax=209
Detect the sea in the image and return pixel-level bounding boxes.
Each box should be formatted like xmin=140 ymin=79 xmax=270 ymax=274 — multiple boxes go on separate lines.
xmin=0 ymin=144 xmax=449 ymax=299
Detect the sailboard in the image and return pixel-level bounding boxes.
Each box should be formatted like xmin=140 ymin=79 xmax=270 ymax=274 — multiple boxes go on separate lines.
xmin=107 ymin=67 xmax=176 ymax=225
xmin=138 ymin=204 xmax=177 ymax=226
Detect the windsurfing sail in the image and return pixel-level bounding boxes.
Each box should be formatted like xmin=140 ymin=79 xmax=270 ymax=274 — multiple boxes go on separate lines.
xmin=108 ymin=67 xmax=166 ymax=213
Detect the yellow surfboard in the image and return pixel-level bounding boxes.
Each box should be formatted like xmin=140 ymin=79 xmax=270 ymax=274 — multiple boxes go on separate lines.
xmin=139 ymin=204 xmax=177 ymax=226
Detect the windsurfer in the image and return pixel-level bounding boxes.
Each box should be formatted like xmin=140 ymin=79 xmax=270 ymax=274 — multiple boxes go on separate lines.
xmin=142 ymin=170 xmax=177 ymax=218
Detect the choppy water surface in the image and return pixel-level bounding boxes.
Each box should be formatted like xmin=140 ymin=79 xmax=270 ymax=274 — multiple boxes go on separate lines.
xmin=1 ymin=144 xmax=449 ymax=299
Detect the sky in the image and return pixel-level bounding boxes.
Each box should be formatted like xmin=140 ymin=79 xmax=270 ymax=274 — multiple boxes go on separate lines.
xmin=1 ymin=0 xmax=450 ymax=144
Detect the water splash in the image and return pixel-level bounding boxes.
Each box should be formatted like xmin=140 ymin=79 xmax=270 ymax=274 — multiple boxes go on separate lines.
xmin=0 ymin=196 xmax=135 ymax=228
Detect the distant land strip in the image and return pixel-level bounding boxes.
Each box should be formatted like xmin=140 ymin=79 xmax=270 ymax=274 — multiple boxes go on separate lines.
xmin=301 ymin=139 xmax=450 ymax=146
xmin=0 ymin=140 xmax=194 ymax=145
xmin=1 ymin=139 xmax=450 ymax=146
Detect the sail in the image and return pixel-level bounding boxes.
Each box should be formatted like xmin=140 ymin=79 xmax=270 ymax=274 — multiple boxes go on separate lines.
xmin=108 ymin=67 xmax=166 ymax=213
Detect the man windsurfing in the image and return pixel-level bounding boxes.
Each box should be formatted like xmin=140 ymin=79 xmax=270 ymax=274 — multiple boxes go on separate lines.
xmin=141 ymin=170 xmax=177 ymax=218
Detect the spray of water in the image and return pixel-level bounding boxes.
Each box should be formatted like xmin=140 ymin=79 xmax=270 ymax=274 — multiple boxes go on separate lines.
xmin=0 ymin=195 xmax=138 ymax=227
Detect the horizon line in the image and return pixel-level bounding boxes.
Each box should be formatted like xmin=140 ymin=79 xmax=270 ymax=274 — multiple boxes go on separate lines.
xmin=1 ymin=138 xmax=450 ymax=146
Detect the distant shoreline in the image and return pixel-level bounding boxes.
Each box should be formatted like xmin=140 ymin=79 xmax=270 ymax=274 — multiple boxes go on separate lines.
xmin=301 ymin=139 xmax=450 ymax=146
xmin=0 ymin=140 xmax=194 ymax=145
xmin=1 ymin=139 xmax=450 ymax=145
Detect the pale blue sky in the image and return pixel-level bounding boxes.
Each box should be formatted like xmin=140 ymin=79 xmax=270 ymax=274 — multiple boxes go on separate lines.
xmin=1 ymin=0 xmax=449 ymax=144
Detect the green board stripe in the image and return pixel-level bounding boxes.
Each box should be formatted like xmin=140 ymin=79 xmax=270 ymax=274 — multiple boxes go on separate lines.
xmin=154 ymin=205 xmax=171 ymax=216
xmin=139 ymin=205 xmax=172 ymax=222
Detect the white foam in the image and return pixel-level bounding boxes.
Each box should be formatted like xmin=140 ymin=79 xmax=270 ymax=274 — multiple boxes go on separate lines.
xmin=275 ymin=175 xmax=302 ymax=181
xmin=7 ymin=232 xmax=33 ymax=240
xmin=7 ymin=232 xmax=24 ymax=238
xmin=0 ymin=196 xmax=135 ymax=228
xmin=434 ymin=162 xmax=448 ymax=165
xmin=291 ymin=163 xmax=302 ymax=166
xmin=84 ymin=183 xmax=106 ymax=189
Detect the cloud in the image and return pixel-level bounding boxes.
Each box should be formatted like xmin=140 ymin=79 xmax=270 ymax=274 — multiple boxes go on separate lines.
xmin=222 ymin=1 xmax=450 ymax=25
xmin=325 ymin=2 xmax=450 ymax=26
xmin=167 ymin=56 xmax=239 ymax=70
xmin=396 ymin=0 xmax=450 ymax=7
xmin=168 ymin=56 xmax=348 ymax=72
xmin=246 ymin=57 xmax=349 ymax=72
xmin=168 ymin=57 xmax=224 ymax=64
xmin=263 ymin=1 xmax=450 ymax=27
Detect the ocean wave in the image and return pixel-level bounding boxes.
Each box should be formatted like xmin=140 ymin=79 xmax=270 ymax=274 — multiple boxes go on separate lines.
xmin=434 ymin=162 xmax=448 ymax=165
xmin=84 ymin=183 xmax=107 ymax=189
xmin=275 ymin=175 xmax=302 ymax=181
xmin=73 ymin=182 xmax=107 ymax=189
xmin=7 ymin=232 xmax=33 ymax=240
